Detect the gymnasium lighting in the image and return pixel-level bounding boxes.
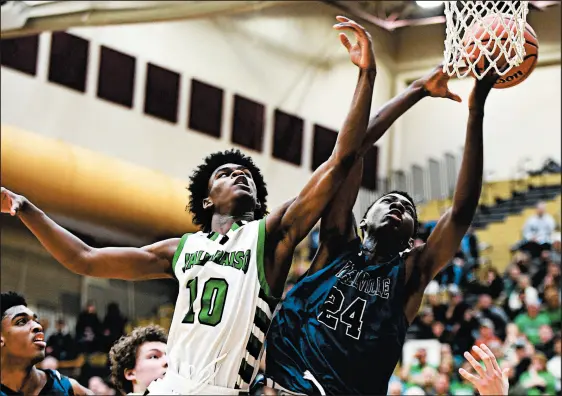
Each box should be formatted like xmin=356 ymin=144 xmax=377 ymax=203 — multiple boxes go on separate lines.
xmin=415 ymin=1 xmax=443 ymax=9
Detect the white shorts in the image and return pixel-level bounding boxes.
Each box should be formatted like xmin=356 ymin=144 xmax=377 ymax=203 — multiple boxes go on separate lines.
xmin=146 ymin=370 xmax=242 ymax=395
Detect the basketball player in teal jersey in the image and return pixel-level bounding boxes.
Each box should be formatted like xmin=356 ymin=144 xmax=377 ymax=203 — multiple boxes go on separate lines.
xmin=1 ymin=292 xmax=93 ymax=396
xmin=262 ymin=66 xmax=506 ymax=394
xmin=1 ymin=16 xmax=384 ymax=394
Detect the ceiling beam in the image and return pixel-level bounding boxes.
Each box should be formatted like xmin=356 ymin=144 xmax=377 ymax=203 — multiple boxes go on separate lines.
xmin=323 ymin=0 xmax=446 ymax=31
xmin=1 ymin=0 xmax=295 ymax=39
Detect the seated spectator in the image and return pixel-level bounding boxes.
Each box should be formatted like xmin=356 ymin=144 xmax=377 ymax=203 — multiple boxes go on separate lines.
xmin=547 ymin=335 xmax=561 ymax=393
xmin=411 ymin=308 xmax=436 ymax=340
xmin=535 ymin=325 xmax=556 ymax=360
xmin=431 ymin=373 xmax=450 ymax=396
xmin=551 ymin=232 xmax=561 ymax=263
xmin=473 ymin=294 xmax=509 ymax=340
xmin=460 ymin=226 xmax=480 ymax=268
xmin=426 ymin=292 xmax=447 ymax=324
xmin=507 ymin=275 xmax=538 ymax=320
xmin=102 ymin=303 xmax=127 ymax=353
xmin=76 ymin=301 xmax=102 ymax=354
xmin=539 ymin=260 xmax=561 ymax=298
xmin=472 ymin=319 xmax=502 ymax=359
xmin=449 ymin=361 xmax=474 ymax=395
xmin=543 ymin=287 xmax=561 ymax=332
xmin=518 ymin=352 xmax=557 ymax=396
xmin=511 ymin=339 xmax=533 ymax=385
xmin=387 ymin=380 xmax=405 ymax=396
xmin=444 ymin=285 xmax=469 ymax=330
xmin=451 ymin=308 xmax=479 ymax=358
xmin=514 ymin=299 xmax=552 ymax=345
xmin=109 ymin=325 xmax=167 ymax=395
xmin=88 ymin=376 xmax=115 ymax=396
xmin=38 ymin=356 xmax=59 ymax=371
xmin=516 ymin=202 xmax=556 ymax=258
xmin=503 ymin=265 xmax=522 ymax=300
xmin=46 ymin=318 xmax=76 ymax=361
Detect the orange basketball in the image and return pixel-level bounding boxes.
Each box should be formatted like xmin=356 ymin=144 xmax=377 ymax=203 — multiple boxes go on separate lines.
xmin=463 ymin=14 xmax=539 ymax=89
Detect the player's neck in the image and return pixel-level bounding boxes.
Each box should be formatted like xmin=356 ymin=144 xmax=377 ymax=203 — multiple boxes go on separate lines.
xmin=362 ymin=237 xmax=400 ymax=263
xmin=210 ymin=212 xmax=254 ymax=234
xmin=0 ymin=360 xmax=42 ymax=393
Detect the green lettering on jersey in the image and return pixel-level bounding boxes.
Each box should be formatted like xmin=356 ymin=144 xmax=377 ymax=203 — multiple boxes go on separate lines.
xmin=180 ymin=249 xmax=252 ymax=274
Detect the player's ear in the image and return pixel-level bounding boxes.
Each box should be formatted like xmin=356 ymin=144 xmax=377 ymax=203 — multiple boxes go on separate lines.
xmin=124 ymin=368 xmax=136 ymax=382
xmin=1 ymin=334 xmax=5 ymax=347
xmin=255 ymin=198 xmax=261 ymax=210
xmin=202 ymin=198 xmax=214 ymax=210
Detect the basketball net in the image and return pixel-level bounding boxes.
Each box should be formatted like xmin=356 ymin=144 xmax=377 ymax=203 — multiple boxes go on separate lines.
xmin=443 ymin=1 xmax=530 ymax=79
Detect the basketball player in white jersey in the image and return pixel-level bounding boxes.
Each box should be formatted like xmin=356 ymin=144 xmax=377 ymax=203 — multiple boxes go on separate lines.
xmin=1 ymin=16 xmax=380 ymax=394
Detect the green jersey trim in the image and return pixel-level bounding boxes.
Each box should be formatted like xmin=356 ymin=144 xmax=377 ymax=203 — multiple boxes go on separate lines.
xmin=256 ymin=218 xmax=273 ymax=297
xmin=172 ymin=233 xmax=191 ymax=273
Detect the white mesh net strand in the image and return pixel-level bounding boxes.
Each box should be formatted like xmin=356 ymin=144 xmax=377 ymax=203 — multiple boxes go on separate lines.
xmin=443 ymin=1 xmax=530 ymax=79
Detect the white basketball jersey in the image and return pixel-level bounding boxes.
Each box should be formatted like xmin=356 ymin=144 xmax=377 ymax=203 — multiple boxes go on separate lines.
xmin=166 ymin=219 xmax=277 ymax=391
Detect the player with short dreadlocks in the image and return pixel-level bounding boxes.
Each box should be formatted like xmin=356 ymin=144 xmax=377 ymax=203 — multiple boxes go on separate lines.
xmin=1 ymin=16 xmax=379 ymax=395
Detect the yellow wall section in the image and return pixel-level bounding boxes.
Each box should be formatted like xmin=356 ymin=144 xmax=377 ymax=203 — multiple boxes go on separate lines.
xmin=1 ymin=125 xmax=197 ymax=238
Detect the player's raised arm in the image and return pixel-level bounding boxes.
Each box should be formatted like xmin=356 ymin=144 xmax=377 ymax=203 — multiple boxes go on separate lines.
xmin=1 ymin=187 xmax=177 ymax=280
xmin=310 ymin=66 xmax=461 ymax=274
xmin=263 ymin=16 xmax=376 ymax=295
xmin=415 ymin=71 xmax=497 ymax=282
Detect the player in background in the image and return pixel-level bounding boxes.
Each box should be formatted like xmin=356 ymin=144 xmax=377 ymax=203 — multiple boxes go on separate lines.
xmin=109 ymin=325 xmax=168 ymax=395
xmin=262 ymin=66 xmax=500 ymax=394
xmin=1 ymin=292 xmax=93 ymax=396
xmin=0 ymin=16 xmax=377 ymax=394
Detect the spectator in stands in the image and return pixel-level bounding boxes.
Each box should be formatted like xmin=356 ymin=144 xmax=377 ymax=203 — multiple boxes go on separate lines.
xmin=518 ymin=352 xmax=557 ymax=396
xmin=109 ymin=325 xmax=167 ymax=395
xmin=46 ymin=318 xmax=76 ymax=362
xmin=412 ymin=308 xmax=435 ymax=339
xmin=88 ymin=376 xmax=115 ymax=395
xmin=543 ymin=287 xmax=561 ymax=332
xmin=387 ymin=380 xmax=404 ymax=396
xmin=551 ymin=232 xmax=561 ymax=263
xmin=449 ymin=361 xmax=474 ymax=395
xmin=517 ymin=201 xmax=556 ymax=258
xmin=76 ymin=301 xmax=102 ymax=354
xmin=506 ymin=274 xmax=538 ymax=320
xmin=444 ymin=285 xmax=469 ymax=331
xmin=547 ymin=335 xmax=561 ymax=393
xmin=473 ymin=294 xmax=509 ymax=340
xmin=426 ymin=290 xmax=447 ymax=324
xmin=431 ymin=373 xmax=450 ymax=396
xmin=460 ymin=226 xmax=480 ymax=268
xmin=514 ymin=299 xmax=552 ymax=345
xmin=510 ymin=339 xmax=533 ymax=386
xmin=102 ymin=303 xmax=127 ymax=353
xmin=38 ymin=355 xmax=59 ymax=371
xmin=535 ymin=325 xmax=556 ymax=359
xmin=472 ymin=319 xmax=502 ymax=358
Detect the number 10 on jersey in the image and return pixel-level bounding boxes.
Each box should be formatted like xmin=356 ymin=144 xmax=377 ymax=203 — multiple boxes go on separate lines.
xmin=182 ymin=277 xmax=229 ymax=326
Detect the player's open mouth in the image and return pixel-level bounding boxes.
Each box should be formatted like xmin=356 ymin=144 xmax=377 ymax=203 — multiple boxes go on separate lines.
xmin=386 ymin=210 xmax=403 ymax=222
xmin=33 ymin=333 xmax=46 ymax=348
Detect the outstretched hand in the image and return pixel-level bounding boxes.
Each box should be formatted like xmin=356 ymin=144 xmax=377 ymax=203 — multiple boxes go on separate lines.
xmin=418 ymin=64 xmax=462 ymax=102
xmin=1 ymin=187 xmax=26 ymax=216
xmin=459 ymin=344 xmax=509 ymax=396
xmin=333 ymin=16 xmax=376 ymax=72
